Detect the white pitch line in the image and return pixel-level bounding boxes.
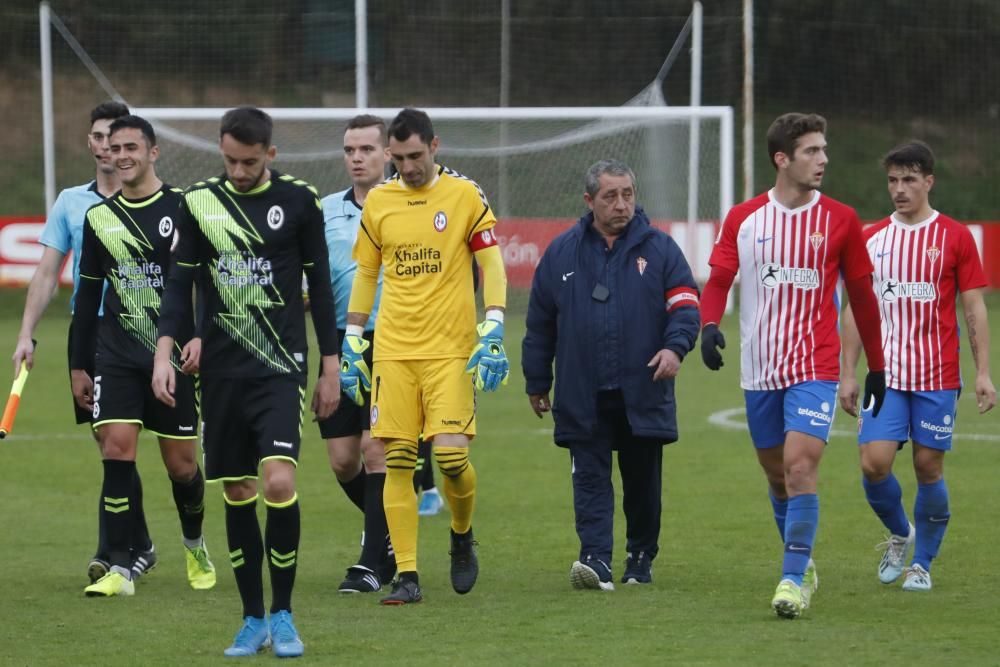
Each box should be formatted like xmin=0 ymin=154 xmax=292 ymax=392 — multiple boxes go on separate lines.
xmin=0 ymin=432 xmax=94 ymax=442
xmin=708 ymin=407 xmax=1000 ymax=442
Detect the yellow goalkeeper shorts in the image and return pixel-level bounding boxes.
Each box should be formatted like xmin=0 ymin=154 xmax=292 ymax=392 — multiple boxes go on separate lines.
xmin=369 ymin=358 xmax=476 ymax=442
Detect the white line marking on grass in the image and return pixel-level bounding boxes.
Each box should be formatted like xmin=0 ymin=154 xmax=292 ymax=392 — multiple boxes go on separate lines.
xmin=708 ymin=407 xmax=1000 ymax=442
xmin=1 ymin=432 xmax=94 ymax=441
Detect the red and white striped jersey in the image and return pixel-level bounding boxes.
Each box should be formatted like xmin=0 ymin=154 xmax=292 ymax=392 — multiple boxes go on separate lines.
xmin=710 ymin=190 xmax=873 ymax=390
xmin=864 ymin=211 xmax=986 ymax=391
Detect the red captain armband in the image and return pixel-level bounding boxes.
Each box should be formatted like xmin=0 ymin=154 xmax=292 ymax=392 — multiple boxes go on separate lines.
xmin=665 ymin=286 xmax=699 ymax=313
xmin=469 ymin=228 xmax=499 ymax=252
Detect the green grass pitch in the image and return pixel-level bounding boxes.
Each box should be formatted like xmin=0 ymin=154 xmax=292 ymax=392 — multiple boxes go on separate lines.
xmin=1 ymin=289 xmax=998 ymax=666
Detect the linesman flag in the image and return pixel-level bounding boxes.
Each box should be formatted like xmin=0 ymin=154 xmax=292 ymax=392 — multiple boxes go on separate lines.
xmin=0 ymin=340 xmax=35 ymax=439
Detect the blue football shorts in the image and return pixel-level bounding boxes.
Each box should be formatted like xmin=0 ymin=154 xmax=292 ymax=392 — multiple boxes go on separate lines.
xmin=744 ymin=380 xmax=838 ymax=449
xmin=858 ymin=388 xmax=959 ymax=451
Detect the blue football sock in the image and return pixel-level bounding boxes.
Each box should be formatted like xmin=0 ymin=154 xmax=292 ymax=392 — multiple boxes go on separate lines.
xmin=913 ymin=479 xmax=949 ymax=571
xmin=862 ymin=474 xmax=910 ymax=537
xmin=782 ymin=493 xmax=819 ymax=586
xmin=769 ymin=491 xmax=787 ymax=540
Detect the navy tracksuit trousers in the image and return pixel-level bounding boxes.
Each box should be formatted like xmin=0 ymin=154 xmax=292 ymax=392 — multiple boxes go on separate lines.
xmin=568 ymin=390 xmax=664 ymax=564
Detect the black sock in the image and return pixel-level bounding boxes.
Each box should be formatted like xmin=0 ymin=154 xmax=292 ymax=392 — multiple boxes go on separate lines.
xmin=418 ymin=439 xmax=435 ymax=491
xmin=102 ymin=459 xmax=135 ymax=570
xmin=413 ymin=440 xmax=427 ymax=493
xmin=132 ymin=467 xmax=152 ymax=551
xmin=358 ymin=472 xmax=388 ymax=571
xmin=266 ymin=496 xmax=301 ymax=614
xmin=400 ymin=570 xmax=419 ymax=585
xmin=225 ymin=496 xmax=265 ymax=619
xmin=338 ymin=467 xmax=367 ymax=513
xmin=171 ymin=467 xmax=206 ymax=541
xmin=96 ymin=492 xmax=108 ymax=559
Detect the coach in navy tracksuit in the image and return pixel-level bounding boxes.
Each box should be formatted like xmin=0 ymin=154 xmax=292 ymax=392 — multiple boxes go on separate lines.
xmin=522 ymin=159 xmax=700 ymax=591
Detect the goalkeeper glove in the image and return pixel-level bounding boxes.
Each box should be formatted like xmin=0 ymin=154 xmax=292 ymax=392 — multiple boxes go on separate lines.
xmin=465 ymin=318 xmax=509 ymax=392
xmin=339 ymin=333 xmax=372 ymax=406
xmin=700 ymin=323 xmax=726 ymax=371
xmin=863 ymin=369 xmax=886 ymax=418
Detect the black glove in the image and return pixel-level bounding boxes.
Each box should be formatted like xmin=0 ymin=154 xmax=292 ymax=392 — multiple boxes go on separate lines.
xmin=863 ymin=370 xmax=886 ymax=418
xmin=700 ymin=323 xmax=726 ymax=371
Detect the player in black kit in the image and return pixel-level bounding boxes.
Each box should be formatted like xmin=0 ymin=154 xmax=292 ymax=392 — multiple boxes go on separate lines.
xmin=71 ymin=115 xmax=214 ymax=598
xmin=153 ymin=107 xmax=340 ymax=659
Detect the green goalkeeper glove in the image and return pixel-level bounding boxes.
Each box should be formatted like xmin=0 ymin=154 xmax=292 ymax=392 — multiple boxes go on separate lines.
xmin=339 ymin=333 xmax=372 ymax=406
xmin=465 ymin=318 xmax=509 ymax=392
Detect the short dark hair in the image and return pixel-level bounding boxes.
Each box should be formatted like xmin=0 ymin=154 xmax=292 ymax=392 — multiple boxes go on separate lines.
xmin=766 ymin=112 xmax=827 ymax=169
xmin=882 ymin=140 xmax=935 ymax=176
xmin=346 ymin=114 xmax=388 ymax=145
xmin=388 ymin=108 xmax=435 ymax=145
xmin=90 ymin=101 xmax=130 ymax=125
xmin=220 ymin=106 xmax=273 ymax=147
xmin=109 ymin=115 xmax=156 ymax=147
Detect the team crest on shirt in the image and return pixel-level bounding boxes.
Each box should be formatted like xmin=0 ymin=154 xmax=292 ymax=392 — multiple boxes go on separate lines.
xmin=636 ymin=256 xmax=648 ymax=276
xmin=433 ymin=211 xmax=448 ymax=232
xmin=370 ymin=405 xmax=379 ymax=425
xmin=809 ymin=231 xmax=825 ymax=251
xmin=158 ymin=216 xmax=173 ymax=237
xmin=267 ymin=205 xmax=285 ymax=230
xmin=926 ymin=246 xmax=940 ymax=263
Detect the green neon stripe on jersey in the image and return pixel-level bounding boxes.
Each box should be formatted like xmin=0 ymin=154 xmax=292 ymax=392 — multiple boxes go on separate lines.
xmin=118 ymin=190 xmax=164 ymax=209
xmin=185 ymin=186 xmax=299 ymax=374
xmin=88 ymin=200 xmax=162 ymax=356
xmin=224 ymin=179 xmax=272 ymax=195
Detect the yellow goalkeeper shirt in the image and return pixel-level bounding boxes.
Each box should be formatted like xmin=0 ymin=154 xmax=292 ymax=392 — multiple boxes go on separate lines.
xmin=352 ymin=165 xmax=497 ymax=361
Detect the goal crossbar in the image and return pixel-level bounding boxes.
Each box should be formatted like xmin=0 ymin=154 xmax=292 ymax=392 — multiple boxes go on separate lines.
xmin=134 ymin=105 xmax=734 ymax=223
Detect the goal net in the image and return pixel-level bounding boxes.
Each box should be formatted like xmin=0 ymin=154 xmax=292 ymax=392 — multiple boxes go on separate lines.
xmin=137 ymin=106 xmax=732 ymax=260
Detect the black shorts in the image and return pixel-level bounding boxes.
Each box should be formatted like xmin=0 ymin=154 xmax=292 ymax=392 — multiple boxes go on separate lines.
xmin=92 ymin=364 xmax=199 ymax=439
xmin=67 ymin=322 xmax=94 ymax=425
xmin=201 ymin=375 xmax=307 ymax=481
xmin=317 ymin=329 xmax=373 ymax=440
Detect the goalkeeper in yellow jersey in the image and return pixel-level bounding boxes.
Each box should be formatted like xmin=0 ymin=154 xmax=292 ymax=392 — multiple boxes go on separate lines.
xmin=343 ymin=108 xmax=508 ymax=604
